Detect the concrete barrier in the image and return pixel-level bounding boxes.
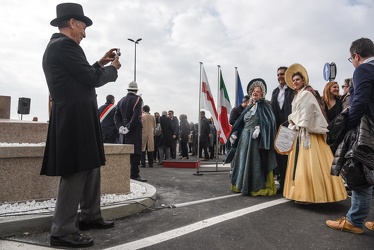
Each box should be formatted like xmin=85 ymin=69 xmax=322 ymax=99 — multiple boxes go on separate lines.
xmin=0 ymin=119 xmax=48 ymax=144
xmin=0 ymin=144 xmax=133 ymax=203
xmin=0 ymin=96 xmax=11 ymax=119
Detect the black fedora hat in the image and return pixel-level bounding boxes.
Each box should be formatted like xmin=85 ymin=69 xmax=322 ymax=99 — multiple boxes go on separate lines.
xmin=50 ymin=3 xmax=93 ymax=27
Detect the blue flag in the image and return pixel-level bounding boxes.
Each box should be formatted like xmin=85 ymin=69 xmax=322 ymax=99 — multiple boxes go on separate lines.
xmin=236 ymin=73 xmax=244 ymax=107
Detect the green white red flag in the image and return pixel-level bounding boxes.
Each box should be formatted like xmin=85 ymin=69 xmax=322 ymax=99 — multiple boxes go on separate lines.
xmin=218 ymin=70 xmax=232 ymax=143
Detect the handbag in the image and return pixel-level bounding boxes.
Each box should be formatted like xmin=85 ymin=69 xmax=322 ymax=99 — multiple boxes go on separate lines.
xmin=274 ymin=122 xmax=297 ymax=155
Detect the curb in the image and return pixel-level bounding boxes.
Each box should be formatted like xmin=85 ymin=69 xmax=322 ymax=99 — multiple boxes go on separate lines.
xmin=0 ymin=181 xmax=157 ymax=237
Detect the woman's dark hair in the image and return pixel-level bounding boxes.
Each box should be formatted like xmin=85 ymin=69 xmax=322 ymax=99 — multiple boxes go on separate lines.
xmin=291 ymin=72 xmax=304 ymax=81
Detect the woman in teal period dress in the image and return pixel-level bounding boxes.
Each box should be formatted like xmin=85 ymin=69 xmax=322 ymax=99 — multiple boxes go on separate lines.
xmin=227 ymin=79 xmax=277 ymax=196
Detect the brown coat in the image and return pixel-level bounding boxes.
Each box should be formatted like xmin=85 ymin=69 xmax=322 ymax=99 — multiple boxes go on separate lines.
xmin=142 ymin=112 xmax=156 ymax=151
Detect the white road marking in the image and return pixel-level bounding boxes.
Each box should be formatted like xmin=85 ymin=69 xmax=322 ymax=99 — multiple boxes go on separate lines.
xmin=107 ymin=198 xmax=289 ymax=250
xmin=170 ymin=193 xmax=242 ymax=208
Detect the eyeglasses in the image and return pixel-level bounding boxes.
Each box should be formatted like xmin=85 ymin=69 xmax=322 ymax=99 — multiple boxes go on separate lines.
xmin=348 ymin=53 xmax=358 ymax=63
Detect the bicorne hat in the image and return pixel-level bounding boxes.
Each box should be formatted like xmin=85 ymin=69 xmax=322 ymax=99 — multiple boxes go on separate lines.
xmin=247 ymin=78 xmax=267 ymax=97
xmin=285 ymin=63 xmax=309 ymax=89
xmin=50 ymin=3 xmax=93 ymax=27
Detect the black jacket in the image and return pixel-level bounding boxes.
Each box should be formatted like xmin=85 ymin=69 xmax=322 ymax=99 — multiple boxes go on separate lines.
xmin=160 ymin=115 xmax=174 ymax=146
xmin=229 ymin=105 xmax=245 ymax=125
xmin=114 ymin=92 xmax=143 ymax=154
xmin=98 ymin=102 xmax=117 ymax=143
xmin=331 ymin=114 xmax=374 ymax=176
xmin=41 ymin=33 xmax=118 ymax=176
xmin=326 ymin=108 xmax=349 ymax=154
xmin=270 ymin=86 xmax=294 ymax=128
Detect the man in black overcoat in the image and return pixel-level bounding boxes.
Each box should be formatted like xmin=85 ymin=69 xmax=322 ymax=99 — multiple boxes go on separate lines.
xmin=41 ymin=3 xmax=121 ymax=248
xmin=199 ymin=111 xmax=211 ymax=160
xmin=159 ymin=111 xmax=174 ymax=163
xmin=114 ymin=81 xmax=147 ymax=182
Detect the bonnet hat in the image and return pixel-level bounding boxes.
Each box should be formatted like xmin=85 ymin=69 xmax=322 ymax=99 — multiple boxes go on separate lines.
xmin=285 ymin=63 xmax=309 ymax=89
xmin=247 ymin=78 xmax=267 ymax=97
xmin=50 ymin=3 xmax=93 ymax=27
xmin=127 ymin=81 xmax=139 ymax=91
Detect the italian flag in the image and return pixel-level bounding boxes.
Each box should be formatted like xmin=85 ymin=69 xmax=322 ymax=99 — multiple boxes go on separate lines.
xmin=218 ymin=70 xmax=232 ymax=144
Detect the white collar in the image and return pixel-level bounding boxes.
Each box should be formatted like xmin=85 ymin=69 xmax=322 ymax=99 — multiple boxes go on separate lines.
xmin=363 ymin=57 xmax=374 ymax=63
xmin=278 ymin=84 xmax=288 ymax=90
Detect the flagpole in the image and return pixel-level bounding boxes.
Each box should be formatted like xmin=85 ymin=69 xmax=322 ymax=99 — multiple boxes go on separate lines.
xmin=215 ymin=65 xmax=220 ymax=170
xmin=235 ymin=67 xmax=238 ymax=107
xmin=194 ymin=62 xmax=203 ymax=175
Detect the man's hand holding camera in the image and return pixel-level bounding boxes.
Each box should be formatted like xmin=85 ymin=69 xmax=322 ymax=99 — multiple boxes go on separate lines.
xmin=98 ymin=48 xmax=121 ymax=70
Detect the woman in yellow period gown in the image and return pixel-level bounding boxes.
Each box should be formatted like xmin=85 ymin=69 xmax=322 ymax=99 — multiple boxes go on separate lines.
xmin=283 ymin=64 xmax=347 ymax=203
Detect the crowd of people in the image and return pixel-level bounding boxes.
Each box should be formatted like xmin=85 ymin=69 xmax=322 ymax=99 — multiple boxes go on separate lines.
xmin=99 ymin=93 xmax=220 ymax=169
xmin=225 ymin=38 xmax=374 ymax=236
xmin=41 ymin=3 xmax=373 ymax=248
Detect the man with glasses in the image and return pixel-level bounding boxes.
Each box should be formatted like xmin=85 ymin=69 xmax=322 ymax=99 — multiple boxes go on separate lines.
xmin=326 ymin=37 xmax=374 ymax=234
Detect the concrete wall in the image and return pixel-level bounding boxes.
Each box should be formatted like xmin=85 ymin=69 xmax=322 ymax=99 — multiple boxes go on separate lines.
xmin=0 ymin=119 xmax=48 ymax=143
xmin=0 ymin=96 xmax=11 ymax=119
xmin=0 ymin=144 xmax=133 ymax=203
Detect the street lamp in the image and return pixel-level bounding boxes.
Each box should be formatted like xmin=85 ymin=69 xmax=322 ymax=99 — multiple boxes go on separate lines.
xmin=127 ymin=38 xmax=142 ymax=81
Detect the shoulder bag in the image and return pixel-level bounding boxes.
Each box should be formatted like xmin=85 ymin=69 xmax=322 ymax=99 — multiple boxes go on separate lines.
xmin=274 ymin=122 xmax=297 ymax=155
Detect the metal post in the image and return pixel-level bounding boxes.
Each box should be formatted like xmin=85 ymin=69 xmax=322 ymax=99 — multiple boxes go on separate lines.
xmin=127 ymin=38 xmax=142 ymax=81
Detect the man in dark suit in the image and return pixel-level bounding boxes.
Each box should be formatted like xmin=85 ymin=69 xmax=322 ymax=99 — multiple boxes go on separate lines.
xmin=168 ymin=110 xmax=179 ymax=159
xmin=229 ymin=95 xmax=250 ymax=126
xmin=270 ymin=66 xmax=295 ymax=192
xmin=199 ymin=111 xmax=211 ymax=160
xmin=98 ymin=95 xmax=118 ymax=143
xmin=159 ymin=111 xmax=174 ymax=164
xmin=41 ymin=3 xmax=120 ymax=248
xmin=115 ymin=81 xmax=147 ymax=182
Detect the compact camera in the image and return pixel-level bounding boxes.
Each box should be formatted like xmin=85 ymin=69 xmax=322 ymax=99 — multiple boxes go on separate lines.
xmin=116 ymin=49 xmax=121 ymax=57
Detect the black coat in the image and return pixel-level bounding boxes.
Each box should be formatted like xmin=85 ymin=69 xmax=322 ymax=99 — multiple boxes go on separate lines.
xmin=98 ymin=102 xmax=118 ymax=143
xmin=199 ymin=116 xmax=211 ymax=144
xmin=41 ymin=33 xmax=118 ymax=176
xmin=114 ymin=92 xmax=143 ymax=155
xmin=323 ymin=98 xmax=343 ymax=124
xmin=170 ymin=116 xmax=180 ymax=139
xmin=229 ymin=105 xmax=245 ymax=126
xmin=270 ymin=86 xmax=294 ymax=128
xmin=179 ymin=120 xmax=190 ymax=143
xmin=160 ymin=115 xmax=174 ymax=146
xmin=331 ymin=114 xmax=374 ymax=175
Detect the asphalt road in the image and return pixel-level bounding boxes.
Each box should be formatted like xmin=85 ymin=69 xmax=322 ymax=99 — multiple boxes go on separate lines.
xmin=2 ymin=158 xmax=374 ymax=250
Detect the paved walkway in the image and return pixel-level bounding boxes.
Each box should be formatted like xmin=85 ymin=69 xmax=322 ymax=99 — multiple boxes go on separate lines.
xmin=1 ymin=155 xmax=374 ymax=249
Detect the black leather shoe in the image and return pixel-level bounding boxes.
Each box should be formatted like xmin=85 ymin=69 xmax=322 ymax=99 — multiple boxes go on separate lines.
xmin=50 ymin=232 xmax=93 ymax=248
xmin=131 ymin=176 xmax=148 ymax=182
xmin=79 ymin=218 xmax=114 ymax=231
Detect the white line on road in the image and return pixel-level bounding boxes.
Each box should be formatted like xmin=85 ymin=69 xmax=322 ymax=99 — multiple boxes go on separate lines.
xmin=169 ymin=193 xmax=242 ymax=208
xmin=107 ymin=198 xmax=289 ymax=250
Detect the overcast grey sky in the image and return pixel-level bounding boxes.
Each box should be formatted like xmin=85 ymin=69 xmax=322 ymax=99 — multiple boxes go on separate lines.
xmin=1 ymin=0 xmax=373 ymax=123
